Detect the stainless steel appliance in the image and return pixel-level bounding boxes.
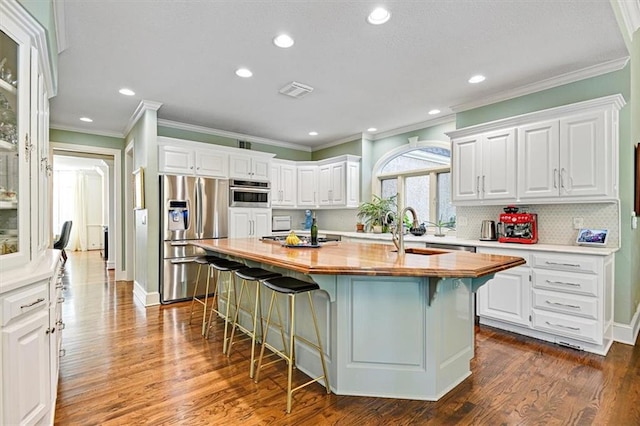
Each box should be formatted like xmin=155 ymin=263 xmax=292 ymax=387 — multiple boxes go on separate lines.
xmin=160 ymin=175 xmax=229 ymax=304
xmin=229 ymin=179 xmax=270 ymax=207
xmin=480 ymin=220 xmax=497 ymax=241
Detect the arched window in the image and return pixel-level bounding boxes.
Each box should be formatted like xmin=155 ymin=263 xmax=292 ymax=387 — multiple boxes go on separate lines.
xmin=372 ymin=138 xmax=456 ymax=227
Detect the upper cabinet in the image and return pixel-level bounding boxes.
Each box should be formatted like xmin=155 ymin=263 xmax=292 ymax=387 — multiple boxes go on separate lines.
xmin=296 ymin=163 xmax=318 ymax=207
xmin=158 ymin=142 xmax=228 ymax=178
xmin=229 ymin=152 xmax=271 ymax=181
xmin=451 ymin=128 xmax=516 ymax=203
xmin=317 ymin=157 xmax=360 ymax=207
xmin=271 ymin=159 xmax=297 ymax=207
xmin=448 ymin=95 xmax=625 ymax=206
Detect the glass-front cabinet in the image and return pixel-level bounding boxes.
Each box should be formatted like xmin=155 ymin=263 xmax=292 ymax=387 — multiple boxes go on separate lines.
xmin=0 ymin=10 xmax=34 ymax=268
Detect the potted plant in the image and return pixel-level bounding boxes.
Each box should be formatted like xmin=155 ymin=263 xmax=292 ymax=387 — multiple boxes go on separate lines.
xmin=356 ymin=195 xmax=397 ymax=233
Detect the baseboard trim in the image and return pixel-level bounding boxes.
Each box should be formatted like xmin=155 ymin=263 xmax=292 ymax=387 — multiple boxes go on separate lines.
xmin=106 ymin=260 xmax=115 ymax=270
xmin=133 ymin=280 xmax=161 ymax=307
xmin=613 ymin=304 xmax=640 ymax=345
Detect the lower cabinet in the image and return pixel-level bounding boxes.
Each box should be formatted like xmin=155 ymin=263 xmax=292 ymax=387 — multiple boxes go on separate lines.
xmin=229 ymin=208 xmax=271 ymax=239
xmin=1 ymin=252 xmax=63 ymax=425
xmin=476 ymin=247 xmax=614 ymax=355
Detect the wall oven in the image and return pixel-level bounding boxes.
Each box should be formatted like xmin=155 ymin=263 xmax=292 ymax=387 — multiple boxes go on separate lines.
xmin=229 ymin=179 xmax=270 ymax=207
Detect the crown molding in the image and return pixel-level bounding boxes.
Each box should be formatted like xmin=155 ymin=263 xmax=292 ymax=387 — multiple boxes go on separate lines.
xmin=53 ymin=0 xmax=68 ymax=53
xmin=157 ymin=119 xmax=312 ymax=152
xmin=451 ymin=57 xmax=630 ymax=113
xmin=50 ymin=124 xmax=125 ymax=139
xmin=616 ymin=0 xmax=640 ymax=41
xmin=313 ymin=133 xmax=364 ymax=151
xmin=370 ymin=115 xmax=456 ymax=140
xmin=123 ymin=100 xmax=163 ymax=136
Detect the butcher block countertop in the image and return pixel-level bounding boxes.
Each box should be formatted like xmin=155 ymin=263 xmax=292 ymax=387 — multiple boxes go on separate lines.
xmin=191 ymin=238 xmax=525 ymax=278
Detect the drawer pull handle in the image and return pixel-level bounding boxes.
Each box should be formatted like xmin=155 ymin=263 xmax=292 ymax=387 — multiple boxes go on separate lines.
xmin=59 ymin=348 xmax=66 ymax=358
xmin=545 ymin=300 xmax=580 ymax=309
xmin=544 ymin=261 xmax=580 ymax=268
xmin=546 ymin=279 xmax=580 ymax=287
xmin=57 ymin=296 xmax=65 ymax=303
xmin=20 ymin=297 xmax=45 ymax=309
xmin=545 ymin=321 xmax=580 ymax=331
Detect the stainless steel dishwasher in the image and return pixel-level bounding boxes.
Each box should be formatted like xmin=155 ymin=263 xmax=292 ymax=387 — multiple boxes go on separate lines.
xmin=424 ymin=242 xmax=476 ymax=253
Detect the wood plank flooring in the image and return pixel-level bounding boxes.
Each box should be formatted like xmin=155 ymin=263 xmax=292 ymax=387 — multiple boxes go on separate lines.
xmin=54 ymin=251 xmax=640 ymax=425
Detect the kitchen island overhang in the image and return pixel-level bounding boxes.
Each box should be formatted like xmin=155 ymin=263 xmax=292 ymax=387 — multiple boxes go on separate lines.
xmin=192 ymin=238 xmax=525 ymax=401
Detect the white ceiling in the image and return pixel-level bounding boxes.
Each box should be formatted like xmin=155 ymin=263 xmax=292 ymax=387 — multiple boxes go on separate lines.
xmin=49 ymin=0 xmax=629 ymax=149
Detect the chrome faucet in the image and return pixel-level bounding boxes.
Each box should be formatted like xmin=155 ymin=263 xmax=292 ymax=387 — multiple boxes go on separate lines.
xmin=391 ymin=206 xmax=419 ymax=253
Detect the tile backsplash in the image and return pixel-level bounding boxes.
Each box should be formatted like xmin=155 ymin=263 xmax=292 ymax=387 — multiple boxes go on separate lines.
xmin=455 ymin=202 xmax=619 ymax=247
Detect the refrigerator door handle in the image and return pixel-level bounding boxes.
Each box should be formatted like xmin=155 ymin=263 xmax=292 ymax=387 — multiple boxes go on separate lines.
xmin=195 ymin=178 xmax=202 ymax=238
xmin=170 ymin=257 xmax=199 ymax=264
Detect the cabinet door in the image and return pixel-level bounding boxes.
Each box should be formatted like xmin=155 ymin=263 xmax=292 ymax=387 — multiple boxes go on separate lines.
xmin=252 ymin=209 xmax=271 ymax=238
xmin=229 ymin=154 xmax=252 ymax=179
xmin=159 ymin=146 xmax=194 ymax=175
xmin=517 ymin=120 xmax=560 ymax=200
xmin=481 ymin=129 xmax=516 ymax=200
xmin=251 ymin=157 xmax=270 ymax=181
xmin=279 ymin=164 xmax=296 ymax=206
xmin=477 ymin=266 xmax=530 ymax=327
xmin=329 ymin=163 xmax=346 ymax=205
xmin=452 ymin=135 xmax=481 ymax=202
xmin=559 ymin=111 xmax=608 ymax=197
xmin=345 ymin=161 xmax=360 ymax=207
xmin=317 ymin=165 xmax=332 ymax=205
xmin=297 ymin=166 xmax=318 ymax=206
xmin=195 ymin=149 xmax=228 ymax=178
xmin=2 ymin=310 xmax=50 ymax=426
xmin=270 ymin=164 xmax=282 ymax=206
xmin=228 ymin=208 xmax=251 ymax=238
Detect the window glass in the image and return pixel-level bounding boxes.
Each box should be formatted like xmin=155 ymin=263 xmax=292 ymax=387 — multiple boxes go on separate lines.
xmin=437 ymin=172 xmax=455 ymax=225
xmin=381 ymin=178 xmax=397 ymax=201
xmin=381 ymin=147 xmax=449 ymax=173
xmin=406 ymin=175 xmax=429 ymax=224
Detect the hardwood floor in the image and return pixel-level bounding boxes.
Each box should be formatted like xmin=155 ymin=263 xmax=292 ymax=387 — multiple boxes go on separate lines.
xmin=54 ymin=251 xmax=640 ymax=425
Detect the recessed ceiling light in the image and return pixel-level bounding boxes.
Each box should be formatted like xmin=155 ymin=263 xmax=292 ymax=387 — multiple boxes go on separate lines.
xmin=235 ymin=68 xmax=253 ymax=78
xmin=309 ymin=131 xmax=318 ymax=136
xmin=468 ymin=75 xmax=486 ymax=84
xmin=367 ymin=127 xmax=377 ymax=132
xmin=273 ymin=34 xmax=294 ymax=48
xmin=428 ymin=109 xmax=441 ymax=115
xmin=367 ymin=7 xmax=391 ymax=25
xmin=119 ymin=88 xmax=135 ymax=96
xmin=80 ymin=117 xmax=93 ymax=123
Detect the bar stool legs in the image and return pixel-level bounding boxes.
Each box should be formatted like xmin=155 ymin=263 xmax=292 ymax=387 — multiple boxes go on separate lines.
xmin=188 ymin=258 xmax=211 ymax=336
xmin=254 ymin=277 xmax=330 ymax=414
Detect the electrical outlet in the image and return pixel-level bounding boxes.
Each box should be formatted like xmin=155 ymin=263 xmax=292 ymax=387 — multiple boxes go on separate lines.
xmin=573 ymin=217 xmax=584 ymax=229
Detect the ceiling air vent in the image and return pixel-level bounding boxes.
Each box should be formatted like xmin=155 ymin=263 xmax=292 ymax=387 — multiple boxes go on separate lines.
xmin=279 ymin=81 xmax=314 ymax=98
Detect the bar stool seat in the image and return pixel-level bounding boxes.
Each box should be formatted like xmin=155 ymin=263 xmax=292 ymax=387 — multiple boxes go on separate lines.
xmin=254 ymin=276 xmax=330 ymax=414
xmin=227 ymin=267 xmax=281 ymax=378
xmin=203 ymin=258 xmax=246 ymax=353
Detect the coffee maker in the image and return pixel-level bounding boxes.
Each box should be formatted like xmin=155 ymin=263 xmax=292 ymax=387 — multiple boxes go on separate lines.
xmin=498 ymin=206 xmax=538 ymax=244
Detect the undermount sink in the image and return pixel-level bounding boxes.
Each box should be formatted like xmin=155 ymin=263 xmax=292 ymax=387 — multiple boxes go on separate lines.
xmin=392 ymin=248 xmax=450 ymax=255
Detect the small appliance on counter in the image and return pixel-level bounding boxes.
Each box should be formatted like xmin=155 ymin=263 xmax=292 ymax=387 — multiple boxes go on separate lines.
xmin=272 ymin=215 xmax=292 ymax=232
xmin=479 ymin=220 xmax=497 ymax=241
xmin=498 ymin=205 xmax=538 ymax=244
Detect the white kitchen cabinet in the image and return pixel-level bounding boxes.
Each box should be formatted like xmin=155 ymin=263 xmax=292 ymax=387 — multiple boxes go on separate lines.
xmin=229 ymin=207 xmax=271 ymax=239
xmin=476 ymin=248 xmax=531 ymax=327
xmin=296 ymin=164 xmax=318 ymax=207
xmin=476 ymin=246 xmax=614 ymax=355
xmin=229 ymin=152 xmax=271 ymax=181
xmin=271 ymin=159 xmax=297 ymax=207
xmin=518 ymin=110 xmax=612 ymax=201
xmin=451 ymin=128 xmax=516 ymax=204
xmin=158 ymin=144 xmax=228 ymax=178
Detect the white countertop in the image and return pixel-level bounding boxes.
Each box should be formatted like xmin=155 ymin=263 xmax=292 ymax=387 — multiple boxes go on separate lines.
xmin=273 ymin=230 xmax=618 ymax=256
xmin=0 ymin=249 xmax=62 ymax=294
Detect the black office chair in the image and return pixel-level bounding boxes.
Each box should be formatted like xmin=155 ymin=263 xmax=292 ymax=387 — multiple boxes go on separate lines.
xmin=54 ymin=221 xmax=73 ymax=263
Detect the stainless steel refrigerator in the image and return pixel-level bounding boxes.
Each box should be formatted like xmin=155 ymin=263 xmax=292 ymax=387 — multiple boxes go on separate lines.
xmin=160 ymin=175 xmax=229 ymax=304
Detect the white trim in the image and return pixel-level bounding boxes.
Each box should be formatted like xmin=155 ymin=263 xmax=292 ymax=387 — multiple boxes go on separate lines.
xmin=613 ymin=303 xmax=640 ymax=345
xmin=157 ymin=119 xmax=312 ymax=152
xmin=50 ymin=124 xmax=124 ymax=139
xmin=53 ymin=0 xmax=68 ymax=53
xmin=50 ymin=142 xmax=125 ymax=281
xmin=133 ymin=280 xmax=160 ymax=306
xmin=313 ymin=133 xmax=364 ymax=151
xmin=370 ymin=115 xmax=456 ymax=141
xmin=124 ymin=100 xmax=163 ymax=136
xmin=451 ymin=58 xmax=629 ymax=113
xmin=616 ymin=0 xmax=640 ymax=42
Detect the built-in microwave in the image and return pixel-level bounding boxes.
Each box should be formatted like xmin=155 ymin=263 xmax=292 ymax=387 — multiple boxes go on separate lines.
xmin=229 ymin=179 xmax=270 ymax=208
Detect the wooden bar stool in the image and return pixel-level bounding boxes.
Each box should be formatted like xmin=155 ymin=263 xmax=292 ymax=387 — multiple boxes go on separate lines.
xmin=203 ymin=258 xmax=246 ymax=354
xmin=227 ymin=267 xmax=281 ymax=378
xmin=254 ymin=276 xmax=330 ymax=414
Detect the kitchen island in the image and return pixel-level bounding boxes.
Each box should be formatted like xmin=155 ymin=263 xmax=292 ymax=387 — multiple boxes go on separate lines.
xmin=192 ymin=238 xmax=525 ymax=401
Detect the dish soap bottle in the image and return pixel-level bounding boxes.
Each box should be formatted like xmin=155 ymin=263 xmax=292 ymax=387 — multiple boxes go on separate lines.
xmin=311 ymin=216 xmax=318 ymax=245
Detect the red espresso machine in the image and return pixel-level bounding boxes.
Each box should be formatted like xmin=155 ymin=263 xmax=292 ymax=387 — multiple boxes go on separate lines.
xmin=498 ymin=206 xmax=538 ymax=244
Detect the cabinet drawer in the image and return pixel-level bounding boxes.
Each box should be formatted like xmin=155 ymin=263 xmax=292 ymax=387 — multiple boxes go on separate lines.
xmin=533 ymin=270 xmax=597 ymax=296
xmin=532 ymin=309 xmax=600 ymax=344
xmin=2 ymin=282 xmax=48 ymax=326
xmin=531 ymin=253 xmax=598 ymax=274
xmin=532 ymin=288 xmax=597 ymax=319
